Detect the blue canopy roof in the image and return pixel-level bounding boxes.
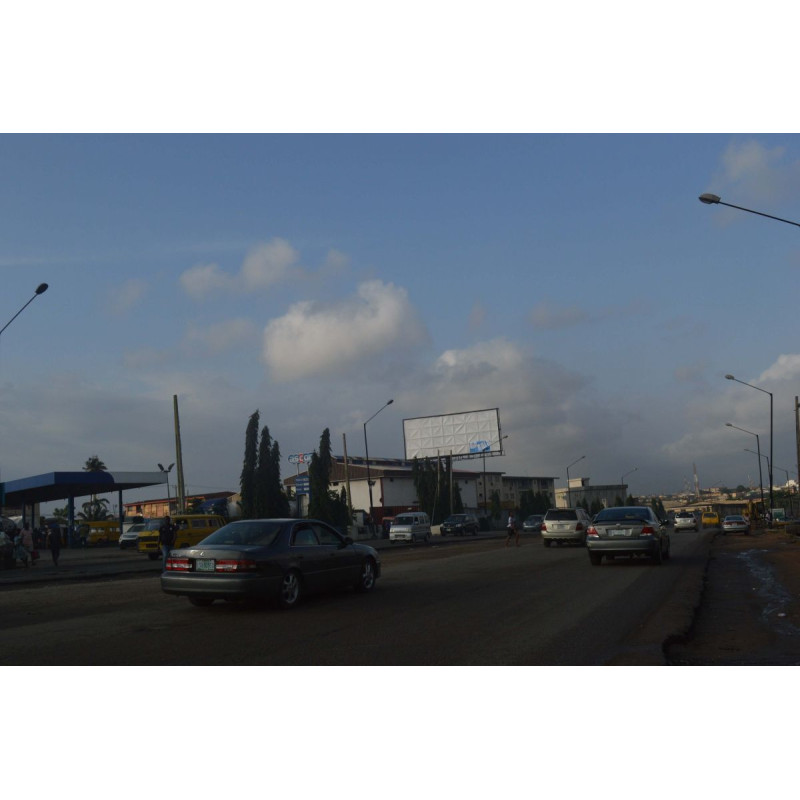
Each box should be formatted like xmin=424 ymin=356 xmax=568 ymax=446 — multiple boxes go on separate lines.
xmin=1 ymin=471 xmax=166 ymax=506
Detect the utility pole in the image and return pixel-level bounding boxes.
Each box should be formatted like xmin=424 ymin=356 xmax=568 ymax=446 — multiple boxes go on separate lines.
xmin=173 ymin=395 xmax=186 ymax=512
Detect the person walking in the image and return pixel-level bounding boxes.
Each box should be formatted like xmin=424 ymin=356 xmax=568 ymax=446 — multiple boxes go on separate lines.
xmin=48 ymin=520 xmax=62 ymax=567
xmin=505 ymin=512 xmax=520 ymax=547
xmin=18 ymin=523 xmax=35 ymax=566
xmin=158 ymin=515 xmax=178 ymax=570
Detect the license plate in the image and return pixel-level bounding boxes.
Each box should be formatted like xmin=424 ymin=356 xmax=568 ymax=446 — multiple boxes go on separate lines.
xmin=610 ymin=529 xmax=632 ymax=537
xmin=196 ymin=559 xmax=215 ymax=572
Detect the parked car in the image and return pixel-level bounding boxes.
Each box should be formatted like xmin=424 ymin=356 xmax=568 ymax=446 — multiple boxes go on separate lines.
xmin=440 ymin=514 xmax=479 ymax=536
xmin=161 ymin=518 xmax=381 ymax=609
xmin=540 ymin=507 xmax=592 ymax=547
xmin=722 ymin=515 xmax=750 ymax=535
xmin=673 ymin=511 xmax=698 ymax=531
xmin=522 ymin=515 xmax=544 ymax=533
xmin=586 ymin=506 xmax=671 ymax=565
xmin=701 ymin=510 xmax=720 ymax=527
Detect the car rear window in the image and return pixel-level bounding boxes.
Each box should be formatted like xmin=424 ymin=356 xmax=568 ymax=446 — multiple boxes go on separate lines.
xmin=545 ymin=510 xmax=578 ymax=521
xmin=594 ymin=507 xmax=651 ymax=523
xmin=395 ymin=515 xmax=418 ymax=525
xmin=199 ymin=521 xmax=283 ymax=547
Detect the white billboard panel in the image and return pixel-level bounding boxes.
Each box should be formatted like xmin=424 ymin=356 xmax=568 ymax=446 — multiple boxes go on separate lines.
xmin=403 ymin=408 xmax=502 ymax=460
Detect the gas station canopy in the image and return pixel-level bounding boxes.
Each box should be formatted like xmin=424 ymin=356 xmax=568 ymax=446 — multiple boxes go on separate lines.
xmin=1 ymin=471 xmax=166 ymax=507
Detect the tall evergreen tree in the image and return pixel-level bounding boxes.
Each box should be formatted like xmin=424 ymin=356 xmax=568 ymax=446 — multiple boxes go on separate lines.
xmin=240 ymin=410 xmax=259 ymax=519
xmin=254 ymin=425 xmax=272 ymax=517
xmin=269 ymin=439 xmax=290 ymax=517
xmin=308 ymin=428 xmax=333 ymax=522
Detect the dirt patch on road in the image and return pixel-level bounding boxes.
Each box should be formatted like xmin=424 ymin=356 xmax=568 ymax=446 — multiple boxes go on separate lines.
xmin=667 ymin=528 xmax=800 ymax=665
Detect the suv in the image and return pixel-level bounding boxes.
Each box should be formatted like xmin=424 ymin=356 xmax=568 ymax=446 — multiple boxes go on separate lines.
xmin=541 ymin=507 xmax=592 ymax=547
xmin=674 ymin=511 xmax=698 ymax=531
xmin=440 ymin=514 xmax=479 ymax=536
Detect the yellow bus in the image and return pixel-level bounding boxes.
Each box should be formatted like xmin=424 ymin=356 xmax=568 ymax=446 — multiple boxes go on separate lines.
xmin=137 ymin=514 xmax=226 ymax=560
xmin=78 ymin=520 xmax=124 ymax=546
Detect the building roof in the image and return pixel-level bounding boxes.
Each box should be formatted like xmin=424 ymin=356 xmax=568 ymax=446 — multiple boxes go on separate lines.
xmin=2 ymin=471 xmax=166 ymax=506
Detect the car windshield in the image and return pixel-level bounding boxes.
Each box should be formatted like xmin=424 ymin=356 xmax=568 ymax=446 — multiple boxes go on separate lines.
xmin=546 ymin=510 xmax=578 ymax=520
xmin=594 ymin=507 xmax=651 ymax=523
xmin=445 ymin=516 xmax=466 ymax=523
xmin=199 ymin=521 xmax=283 ymax=547
xmin=725 ymin=516 xmax=743 ymax=522
xmin=395 ymin=516 xmax=418 ymax=525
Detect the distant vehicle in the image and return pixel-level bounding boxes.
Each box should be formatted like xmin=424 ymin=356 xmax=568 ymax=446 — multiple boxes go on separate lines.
xmin=118 ymin=522 xmax=148 ymax=549
xmin=389 ymin=512 xmax=431 ymax=543
xmin=440 ymin=514 xmax=479 ymax=536
xmin=522 ymin=515 xmax=544 ymax=532
xmin=137 ymin=514 xmax=226 ymax=560
xmin=78 ymin=520 xmax=124 ymax=546
xmin=161 ymin=518 xmax=380 ymax=609
xmin=701 ymin=511 xmax=720 ymax=527
xmin=586 ymin=506 xmax=671 ymax=565
xmin=722 ymin=515 xmax=750 ymax=535
xmin=674 ymin=511 xmax=698 ymax=531
xmin=541 ymin=508 xmax=592 ymax=547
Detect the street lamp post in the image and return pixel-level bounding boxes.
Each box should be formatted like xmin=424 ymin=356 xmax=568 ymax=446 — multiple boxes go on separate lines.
xmin=482 ymin=435 xmax=508 ymax=514
xmin=566 ymin=455 xmax=586 ymax=507
xmin=363 ymin=399 xmax=393 ymax=526
xmin=158 ymin=462 xmax=175 ymax=514
xmin=725 ymin=374 xmax=773 ymax=522
xmin=726 ymin=424 xmax=765 ymax=518
xmin=621 ymin=467 xmax=638 ymax=494
xmin=0 ymin=283 xmax=49 ymax=341
xmin=698 ymin=194 xmax=800 ymax=229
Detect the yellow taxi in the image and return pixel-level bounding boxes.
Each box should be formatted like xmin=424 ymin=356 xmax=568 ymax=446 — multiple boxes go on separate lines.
xmin=79 ymin=520 xmax=124 ymax=545
xmin=137 ymin=514 xmax=226 ymax=560
xmin=701 ymin=510 xmax=720 ymax=527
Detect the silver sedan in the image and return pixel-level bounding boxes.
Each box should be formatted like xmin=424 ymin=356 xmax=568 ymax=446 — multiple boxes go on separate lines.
xmin=586 ymin=506 xmax=670 ymax=565
xmin=722 ymin=515 xmax=750 ymax=535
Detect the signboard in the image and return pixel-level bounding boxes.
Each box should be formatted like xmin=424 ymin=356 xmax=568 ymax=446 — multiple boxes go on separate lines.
xmin=403 ymin=408 xmax=502 ymax=460
xmin=295 ymin=476 xmax=310 ymax=496
xmin=288 ymin=452 xmax=315 ymax=465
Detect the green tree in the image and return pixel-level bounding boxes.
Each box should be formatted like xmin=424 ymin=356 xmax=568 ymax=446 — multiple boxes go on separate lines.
xmin=308 ymin=428 xmax=334 ymax=522
xmin=254 ymin=425 xmax=272 ymax=517
xmin=268 ymin=439 xmax=290 ymax=517
xmin=590 ymin=498 xmax=605 ymax=516
xmin=83 ymin=455 xmax=107 ymax=472
xmin=240 ymin=411 xmax=259 ymax=519
xmin=412 ymin=457 xmax=440 ymax=523
xmin=76 ymin=497 xmax=110 ymax=521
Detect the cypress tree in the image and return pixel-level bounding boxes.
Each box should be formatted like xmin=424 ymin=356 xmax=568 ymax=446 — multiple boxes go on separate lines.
xmin=240 ymin=410 xmax=259 ymax=519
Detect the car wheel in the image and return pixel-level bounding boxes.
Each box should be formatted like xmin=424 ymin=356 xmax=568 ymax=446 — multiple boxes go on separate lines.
xmin=278 ymin=570 xmax=303 ymax=609
xmin=188 ymin=597 xmax=213 ymax=607
xmin=425 ymin=532 xmax=431 ymax=543
xmin=355 ymin=558 xmax=377 ymax=593
xmin=588 ymin=552 xmax=602 ymax=566
xmin=664 ymin=539 xmax=671 ymax=560
xmin=543 ymin=539 xmax=551 ymax=548
xmin=652 ymin=543 xmax=663 ymax=565
xmin=411 ymin=533 xmax=417 ymax=543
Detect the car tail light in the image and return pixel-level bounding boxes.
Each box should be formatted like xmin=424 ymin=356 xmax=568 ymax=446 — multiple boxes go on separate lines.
xmin=640 ymin=526 xmax=655 ymax=536
xmin=576 ymin=523 xmax=584 ymax=531
xmin=214 ymin=559 xmax=258 ymax=573
xmin=166 ymin=557 xmax=190 ymax=571
xmin=586 ymin=526 xmax=599 ymax=538
xmin=540 ymin=522 xmax=547 ymax=531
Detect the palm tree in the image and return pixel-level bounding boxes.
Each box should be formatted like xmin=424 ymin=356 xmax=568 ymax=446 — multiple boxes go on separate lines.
xmin=83 ymin=455 xmax=107 ymax=472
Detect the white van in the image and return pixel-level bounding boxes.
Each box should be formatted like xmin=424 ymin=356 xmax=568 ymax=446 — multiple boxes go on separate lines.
xmin=389 ymin=512 xmax=431 ymax=543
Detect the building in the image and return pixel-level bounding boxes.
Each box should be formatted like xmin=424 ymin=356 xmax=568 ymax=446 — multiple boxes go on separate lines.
xmin=554 ymin=477 xmax=627 ymax=510
xmin=123 ymin=490 xmax=235 ymax=519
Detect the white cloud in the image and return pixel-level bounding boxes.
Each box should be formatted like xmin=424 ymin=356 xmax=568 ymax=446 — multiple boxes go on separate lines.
xmin=179 ymin=262 xmax=235 ymax=298
xmin=106 ymin=279 xmax=147 ymax=314
xmin=241 ymin=238 xmax=299 ymax=290
xmin=759 ymin=354 xmax=800 ymax=382
xmin=262 ymin=280 xmax=429 ymax=381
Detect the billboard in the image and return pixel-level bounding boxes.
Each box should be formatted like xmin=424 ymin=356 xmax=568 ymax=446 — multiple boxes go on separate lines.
xmin=403 ymin=408 xmax=502 ymax=460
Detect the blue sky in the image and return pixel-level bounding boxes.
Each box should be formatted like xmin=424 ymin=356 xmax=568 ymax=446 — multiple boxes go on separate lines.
xmin=3 ymin=133 xmax=800 ymax=505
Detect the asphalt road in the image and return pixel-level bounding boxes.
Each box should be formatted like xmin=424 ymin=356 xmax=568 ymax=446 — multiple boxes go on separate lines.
xmin=0 ymin=530 xmax=712 ymax=664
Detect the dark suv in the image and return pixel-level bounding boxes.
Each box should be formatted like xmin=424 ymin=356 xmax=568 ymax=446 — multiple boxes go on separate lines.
xmin=440 ymin=514 xmax=479 ymax=536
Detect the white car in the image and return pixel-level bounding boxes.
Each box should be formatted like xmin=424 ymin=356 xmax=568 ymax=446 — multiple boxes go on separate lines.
xmin=541 ymin=507 xmax=592 ymax=547
xmin=118 ymin=522 xmax=148 ymax=549
xmin=673 ymin=511 xmax=698 ymax=531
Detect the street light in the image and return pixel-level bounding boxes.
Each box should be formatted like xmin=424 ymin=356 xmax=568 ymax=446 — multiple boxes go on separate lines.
xmin=363 ymin=399 xmax=393 ymax=524
xmin=621 ymin=467 xmax=638 ymax=491
xmin=158 ymin=462 xmax=175 ymax=514
xmin=698 ymin=194 xmax=800 ymax=229
xmin=0 ymin=283 xmax=49 ymax=340
xmin=725 ymin=374 xmax=773 ymax=521
xmin=481 ymin=435 xmax=508 ymax=513
xmin=566 ymin=455 xmax=585 ymax=507
xmin=726 ymin=424 xmax=765 ymax=517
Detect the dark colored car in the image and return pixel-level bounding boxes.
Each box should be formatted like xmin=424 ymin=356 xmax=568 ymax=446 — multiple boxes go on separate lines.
xmin=522 ymin=515 xmax=544 ymax=532
xmin=586 ymin=506 xmax=670 ymax=565
xmin=440 ymin=514 xmax=479 ymax=536
xmin=161 ymin=518 xmax=381 ymax=609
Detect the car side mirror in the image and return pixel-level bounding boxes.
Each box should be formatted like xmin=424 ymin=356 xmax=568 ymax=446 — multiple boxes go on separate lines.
xmin=342 ymin=536 xmax=354 ymax=547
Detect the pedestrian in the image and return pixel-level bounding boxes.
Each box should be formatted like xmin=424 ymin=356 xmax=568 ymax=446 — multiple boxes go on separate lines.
xmin=505 ymin=512 xmax=520 ymax=548
xmin=48 ymin=520 xmax=62 ymax=567
xmin=158 ymin=515 xmax=178 ymax=570
xmin=18 ymin=523 xmax=35 ymax=566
